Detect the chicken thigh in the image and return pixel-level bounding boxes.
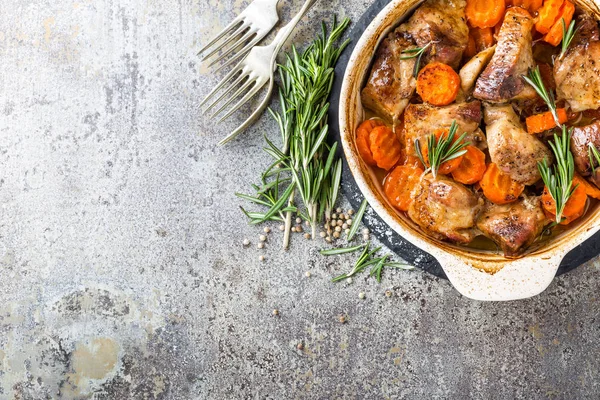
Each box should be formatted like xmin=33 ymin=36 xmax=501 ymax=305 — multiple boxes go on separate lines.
xmin=484 ymin=104 xmax=553 ymax=185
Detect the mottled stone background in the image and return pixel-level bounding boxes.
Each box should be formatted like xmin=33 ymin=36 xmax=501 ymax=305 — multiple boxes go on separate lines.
xmin=0 ymin=0 xmax=599 ymax=399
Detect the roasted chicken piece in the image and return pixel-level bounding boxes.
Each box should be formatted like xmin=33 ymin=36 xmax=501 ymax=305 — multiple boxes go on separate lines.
xmin=571 ymin=120 xmax=600 ymax=176
xmin=474 ymin=7 xmax=537 ymax=102
xmin=408 ymin=174 xmax=484 ymax=244
xmin=361 ymin=32 xmax=417 ymax=122
xmin=404 ymin=101 xmax=486 ymax=150
xmin=476 ymin=196 xmax=547 ymax=257
xmin=554 ymin=15 xmax=600 ymax=113
xmin=484 ymin=104 xmax=553 ymax=185
xmin=361 ymin=0 xmax=469 ymax=122
xmin=403 ymin=0 xmax=469 ymax=69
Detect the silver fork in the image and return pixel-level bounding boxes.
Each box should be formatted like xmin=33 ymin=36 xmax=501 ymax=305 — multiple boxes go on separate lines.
xmin=201 ymin=0 xmax=318 ymax=145
xmin=198 ymin=0 xmax=280 ymax=71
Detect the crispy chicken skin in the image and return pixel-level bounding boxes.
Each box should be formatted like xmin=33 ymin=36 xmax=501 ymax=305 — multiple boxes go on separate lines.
xmin=361 ymin=0 xmax=469 ymax=122
xmin=476 ymin=196 xmax=547 ymax=257
xmin=404 ymin=101 xmax=486 ymax=150
xmin=408 ymin=174 xmax=484 ymax=243
xmin=571 ymin=120 xmax=600 ymax=176
xmin=484 ymin=104 xmax=553 ymax=185
xmin=474 ymin=7 xmax=537 ymax=102
xmin=403 ymin=0 xmax=469 ymax=69
xmin=361 ymin=32 xmax=417 ymax=122
xmin=554 ymin=15 xmax=600 ymax=113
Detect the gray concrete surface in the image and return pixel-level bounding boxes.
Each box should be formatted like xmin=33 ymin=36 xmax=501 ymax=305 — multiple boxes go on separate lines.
xmin=1 ymin=0 xmax=599 ymax=399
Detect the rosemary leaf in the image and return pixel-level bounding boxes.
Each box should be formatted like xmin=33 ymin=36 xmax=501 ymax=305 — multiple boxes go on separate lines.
xmin=415 ymin=120 xmax=469 ymax=178
xmin=320 ymin=243 xmax=366 ymax=255
xmin=588 ymin=143 xmax=600 ymax=174
xmin=560 ymin=19 xmax=579 ymax=59
xmin=523 ymin=66 xmax=560 ymax=127
xmin=347 ymin=198 xmax=368 ymax=241
xmin=400 ymin=42 xmax=431 ymax=78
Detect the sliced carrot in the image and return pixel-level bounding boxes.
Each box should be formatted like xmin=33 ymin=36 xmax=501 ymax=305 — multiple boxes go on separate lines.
xmin=384 ymin=165 xmax=425 ymax=211
xmin=525 ymin=108 xmax=568 ymax=134
xmin=420 ymin=129 xmax=465 ymax=175
xmin=480 ymin=163 xmax=525 ymax=204
xmin=356 ymin=119 xmax=384 ymax=166
xmin=416 ymin=63 xmax=461 ymax=106
xmin=512 ymin=0 xmax=543 ymax=13
xmin=535 ymin=0 xmax=564 ymax=34
xmin=466 ymin=0 xmax=506 ymax=28
xmin=573 ymin=174 xmax=600 ymax=200
xmin=451 ymin=146 xmax=487 ymax=185
xmin=542 ymin=182 xmax=587 ymax=224
xmin=464 ymin=34 xmax=477 ymax=60
xmin=472 ymin=27 xmax=496 ymax=52
xmin=369 ymin=125 xmax=402 ymax=170
xmin=543 ymin=1 xmax=575 ymax=46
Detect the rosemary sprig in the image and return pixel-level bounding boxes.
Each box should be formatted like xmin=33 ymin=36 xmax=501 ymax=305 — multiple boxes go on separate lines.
xmin=415 ymin=120 xmax=469 ymax=179
xmin=346 ymin=198 xmax=368 ymax=241
xmin=240 ymin=18 xmax=350 ymax=248
xmin=330 ymin=241 xmax=414 ymax=282
xmin=523 ymin=66 xmax=561 ymax=127
xmin=559 ymin=19 xmax=579 ymax=60
xmin=588 ymin=143 xmax=600 ymax=176
xmin=537 ymin=126 xmax=577 ymax=224
xmin=400 ymin=42 xmax=431 ymax=78
xmin=320 ymin=243 xmax=366 ymax=255
xmin=276 ymin=17 xmax=351 ymax=245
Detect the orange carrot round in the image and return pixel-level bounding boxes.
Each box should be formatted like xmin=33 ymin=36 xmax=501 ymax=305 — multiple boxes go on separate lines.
xmin=369 ymin=125 xmax=402 ymax=170
xmin=480 ymin=163 xmax=525 ymax=204
xmin=466 ymin=0 xmax=506 ymax=28
xmin=573 ymin=174 xmax=600 ymax=200
xmin=416 ymin=63 xmax=461 ymax=106
xmin=541 ymin=182 xmax=587 ymax=225
xmin=451 ymin=146 xmax=487 ymax=184
xmin=356 ymin=119 xmax=384 ymax=166
xmin=384 ymin=165 xmax=425 ymax=211
xmin=525 ymin=108 xmax=568 ymax=134
xmin=535 ymin=0 xmax=565 ymax=34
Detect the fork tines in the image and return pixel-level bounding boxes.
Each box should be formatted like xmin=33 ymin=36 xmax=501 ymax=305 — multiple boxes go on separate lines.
xmin=200 ymin=64 xmax=264 ymax=122
xmin=198 ymin=0 xmax=279 ymax=71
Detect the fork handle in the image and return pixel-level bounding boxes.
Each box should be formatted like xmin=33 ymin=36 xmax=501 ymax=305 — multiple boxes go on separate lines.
xmin=268 ymin=0 xmax=319 ymax=64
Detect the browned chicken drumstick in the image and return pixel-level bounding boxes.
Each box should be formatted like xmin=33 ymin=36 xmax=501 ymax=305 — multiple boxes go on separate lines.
xmin=408 ymin=174 xmax=484 ymax=244
xmin=554 ymin=15 xmax=600 ymax=113
xmin=484 ymin=104 xmax=553 ymax=185
xmin=476 ymin=196 xmax=547 ymax=257
xmin=474 ymin=7 xmax=537 ymax=102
